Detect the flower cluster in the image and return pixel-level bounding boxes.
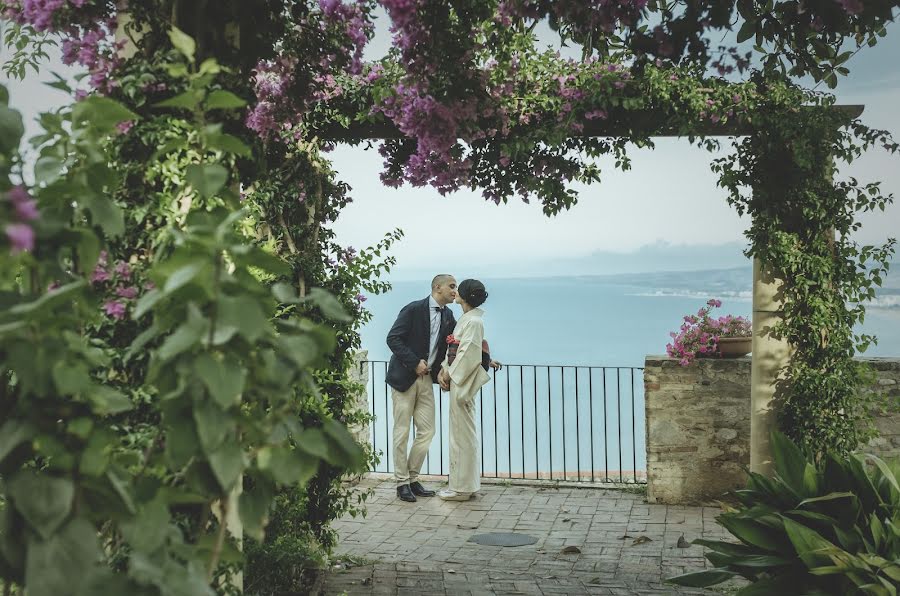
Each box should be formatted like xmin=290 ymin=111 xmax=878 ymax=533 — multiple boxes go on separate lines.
xmin=5 ymin=0 xmax=121 ymax=92
xmin=3 ymin=185 xmax=39 ymax=254
xmin=318 ymin=0 xmax=372 ymax=75
xmin=245 ymin=57 xmax=297 ymax=138
xmin=666 ymin=299 xmax=752 ymax=366
xmin=89 ymin=251 xmax=148 ymax=321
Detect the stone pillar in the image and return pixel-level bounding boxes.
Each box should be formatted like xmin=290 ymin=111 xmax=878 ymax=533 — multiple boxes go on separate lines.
xmin=348 ymin=351 xmax=371 ymax=449
xmin=750 ymin=258 xmax=791 ymax=476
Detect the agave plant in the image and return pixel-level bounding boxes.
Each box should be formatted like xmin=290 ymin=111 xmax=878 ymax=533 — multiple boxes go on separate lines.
xmin=668 ymin=432 xmax=900 ymax=595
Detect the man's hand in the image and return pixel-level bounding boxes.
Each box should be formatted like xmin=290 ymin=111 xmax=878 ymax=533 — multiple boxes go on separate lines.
xmin=489 ymin=360 xmax=502 ymax=371
xmin=415 ymin=359 xmax=430 ymax=377
xmin=439 ymin=369 xmax=450 ymax=391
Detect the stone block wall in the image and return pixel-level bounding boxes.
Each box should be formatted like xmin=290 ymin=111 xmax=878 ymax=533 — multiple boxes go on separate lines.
xmin=645 ymin=355 xmax=900 ymax=505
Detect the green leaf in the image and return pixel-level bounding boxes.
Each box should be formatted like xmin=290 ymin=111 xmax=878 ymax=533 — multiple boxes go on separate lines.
xmin=0 ymin=103 xmax=25 ymax=153
xmin=278 ymin=334 xmax=321 ymax=369
xmin=121 ymin=500 xmax=170 ymax=554
xmin=862 ymin=454 xmax=900 ymax=496
xmin=230 ymin=244 xmax=291 ymax=276
xmin=205 ymin=90 xmax=246 ymax=110
xmin=736 ymin=21 xmax=756 ymax=44
xmin=8 ymin=472 xmax=74 ymax=539
xmin=87 ymin=386 xmax=133 ymax=415
xmin=272 ymin=282 xmax=298 ymax=303
xmin=0 ymin=419 xmax=34 ymax=464
xmin=10 ymin=280 xmax=86 ymax=317
xmin=81 ymin=194 xmax=125 ymax=237
xmin=258 ymin=445 xmax=319 ymax=486
xmin=208 ymin=442 xmax=244 ymax=491
xmin=133 ymin=289 xmax=164 ymax=321
xmin=205 ymin=131 xmax=252 ymax=157
xmin=34 ymin=155 xmax=63 ymax=185
xmin=307 ymin=287 xmax=352 ymax=322
xmin=781 ymin=516 xmax=837 ymax=569
xmin=154 ymin=91 xmax=204 ymax=110
xmin=157 ymin=305 xmax=208 ymax=362
xmin=72 ymin=96 xmax=137 ymax=132
xmin=186 ymin=163 xmax=229 ymax=198
xmin=79 ymin=430 xmax=110 ymax=477
xmin=194 ymin=353 xmax=245 ymax=408
xmin=165 ymin=413 xmax=200 ymax=469
xmin=163 ymin=262 xmax=206 ymax=295
xmin=322 ymin=417 xmax=364 ymax=468
xmin=797 ymin=492 xmax=856 ymax=508
xmin=52 ymin=360 xmax=92 ymax=395
xmin=717 ymin=515 xmax=790 ymax=554
xmin=25 ymin=517 xmax=100 ymax=596
xmin=193 ymin=399 xmax=233 ymax=453
xmin=218 ymin=294 xmax=269 ymax=343
xmin=239 ymin=475 xmax=274 ymax=542
xmin=168 ymin=26 xmax=196 ymax=62
xmin=771 ymin=431 xmax=808 ymax=495
xmin=666 ymin=568 xmax=738 ymax=587
xmin=76 ymin=229 xmax=101 ymax=275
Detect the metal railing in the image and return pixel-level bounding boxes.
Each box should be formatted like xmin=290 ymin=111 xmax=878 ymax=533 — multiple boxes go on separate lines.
xmin=360 ymin=361 xmax=646 ymax=484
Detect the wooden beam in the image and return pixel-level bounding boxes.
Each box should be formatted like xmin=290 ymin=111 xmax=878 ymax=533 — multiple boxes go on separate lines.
xmin=317 ymin=105 xmax=864 ymax=141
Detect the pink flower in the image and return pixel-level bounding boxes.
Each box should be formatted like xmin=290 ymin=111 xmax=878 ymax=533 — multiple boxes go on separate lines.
xmin=5 ymin=223 xmax=34 ymax=253
xmin=116 ymin=286 xmax=138 ymax=299
xmin=114 ymin=261 xmax=131 ymax=279
xmin=14 ymin=199 xmax=39 ymax=221
xmin=7 ymin=186 xmax=39 ymax=221
xmin=90 ymin=266 xmax=110 ymax=284
xmin=116 ymin=120 xmax=134 ymax=134
xmin=103 ymin=300 xmax=126 ymax=320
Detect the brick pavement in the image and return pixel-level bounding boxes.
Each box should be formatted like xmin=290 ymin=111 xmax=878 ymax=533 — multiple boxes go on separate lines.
xmin=318 ymin=476 xmax=739 ymax=595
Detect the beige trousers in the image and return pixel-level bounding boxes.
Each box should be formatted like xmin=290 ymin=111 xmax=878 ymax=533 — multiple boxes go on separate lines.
xmin=392 ymin=375 xmax=436 ymax=485
xmin=448 ymin=386 xmax=480 ymax=494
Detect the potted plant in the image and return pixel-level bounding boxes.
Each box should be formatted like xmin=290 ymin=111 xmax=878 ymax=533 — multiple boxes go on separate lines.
xmin=666 ymin=299 xmax=752 ymax=365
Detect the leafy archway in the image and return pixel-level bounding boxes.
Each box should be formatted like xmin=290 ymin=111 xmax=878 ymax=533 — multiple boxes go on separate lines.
xmin=1 ymin=1 xmax=897 ymax=594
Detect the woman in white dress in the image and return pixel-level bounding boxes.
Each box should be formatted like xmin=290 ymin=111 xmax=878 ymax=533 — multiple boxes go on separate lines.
xmin=438 ymin=279 xmax=493 ymax=501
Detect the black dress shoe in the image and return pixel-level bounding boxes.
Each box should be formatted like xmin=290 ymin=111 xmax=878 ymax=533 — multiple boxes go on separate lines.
xmin=410 ymin=481 xmax=436 ymax=497
xmin=397 ymin=484 xmax=417 ymax=502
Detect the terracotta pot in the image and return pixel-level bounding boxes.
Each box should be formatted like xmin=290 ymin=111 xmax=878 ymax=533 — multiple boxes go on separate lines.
xmin=717 ymin=336 xmax=752 ymax=357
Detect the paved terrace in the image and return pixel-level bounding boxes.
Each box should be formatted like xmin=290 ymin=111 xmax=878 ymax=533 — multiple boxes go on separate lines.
xmin=319 ymin=476 xmax=737 ymax=595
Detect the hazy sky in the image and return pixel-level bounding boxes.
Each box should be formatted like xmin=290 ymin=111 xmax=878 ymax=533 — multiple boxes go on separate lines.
xmin=2 ymin=13 xmax=898 ymax=279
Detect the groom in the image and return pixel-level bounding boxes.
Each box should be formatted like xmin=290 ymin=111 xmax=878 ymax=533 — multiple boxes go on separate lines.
xmin=386 ymin=274 xmax=457 ymax=502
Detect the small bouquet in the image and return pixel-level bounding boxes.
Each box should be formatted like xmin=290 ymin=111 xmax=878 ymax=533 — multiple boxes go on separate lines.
xmin=446 ymin=334 xmax=492 ymax=372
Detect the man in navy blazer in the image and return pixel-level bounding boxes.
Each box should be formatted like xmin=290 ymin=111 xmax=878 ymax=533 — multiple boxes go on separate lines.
xmin=386 ymin=274 xmax=457 ymax=502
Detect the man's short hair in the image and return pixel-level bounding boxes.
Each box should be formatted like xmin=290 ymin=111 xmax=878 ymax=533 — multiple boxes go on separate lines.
xmin=432 ymin=274 xmax=454 ymax=289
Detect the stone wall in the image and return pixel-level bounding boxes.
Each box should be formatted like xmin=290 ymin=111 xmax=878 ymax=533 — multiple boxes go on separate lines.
xmin=644 ymin=355 xmax=900 ymax=505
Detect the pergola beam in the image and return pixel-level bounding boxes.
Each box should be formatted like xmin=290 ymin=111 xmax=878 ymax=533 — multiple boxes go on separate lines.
xmin=319 ymin=105 xmax=864 ymax=140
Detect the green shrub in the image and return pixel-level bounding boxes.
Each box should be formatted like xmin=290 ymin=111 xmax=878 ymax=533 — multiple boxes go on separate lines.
xmin=244 ymin=484 xmax=326 ymax=596
xmin=668 ymin=432 xmax=900 ymax=595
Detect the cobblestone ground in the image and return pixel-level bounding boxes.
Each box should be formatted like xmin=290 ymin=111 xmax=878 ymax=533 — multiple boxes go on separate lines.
xmin=319 ymin=476 xmax=737 ymax=595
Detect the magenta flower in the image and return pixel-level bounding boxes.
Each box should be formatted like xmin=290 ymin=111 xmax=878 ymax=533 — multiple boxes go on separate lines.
xmin=5 ymin=223 xmax=34 ymax=253
xmin=114 ymin=261 xmax=131 ymax=279
xmin=103 ymin=300 xmax=127 ymax=320
xmin=90 ymin=266 xmax=110 ymax=284
xmin=14 ymin=199 xmax=39 ymax=222
xmin=116 ymin=286 xmax=138 ymax=299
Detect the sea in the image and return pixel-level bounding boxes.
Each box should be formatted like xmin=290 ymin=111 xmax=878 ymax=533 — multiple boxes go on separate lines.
xmin=357 ymin=268 xmax=900 ymax=482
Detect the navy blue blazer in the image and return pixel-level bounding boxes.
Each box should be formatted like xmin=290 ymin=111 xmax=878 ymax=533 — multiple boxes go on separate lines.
xmin=386 ymin=297 xmax=456 ymax=391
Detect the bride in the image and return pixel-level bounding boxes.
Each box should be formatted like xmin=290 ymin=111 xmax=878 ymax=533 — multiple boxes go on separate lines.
xmin=437 ymin=279 xmax=499 ymax=501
